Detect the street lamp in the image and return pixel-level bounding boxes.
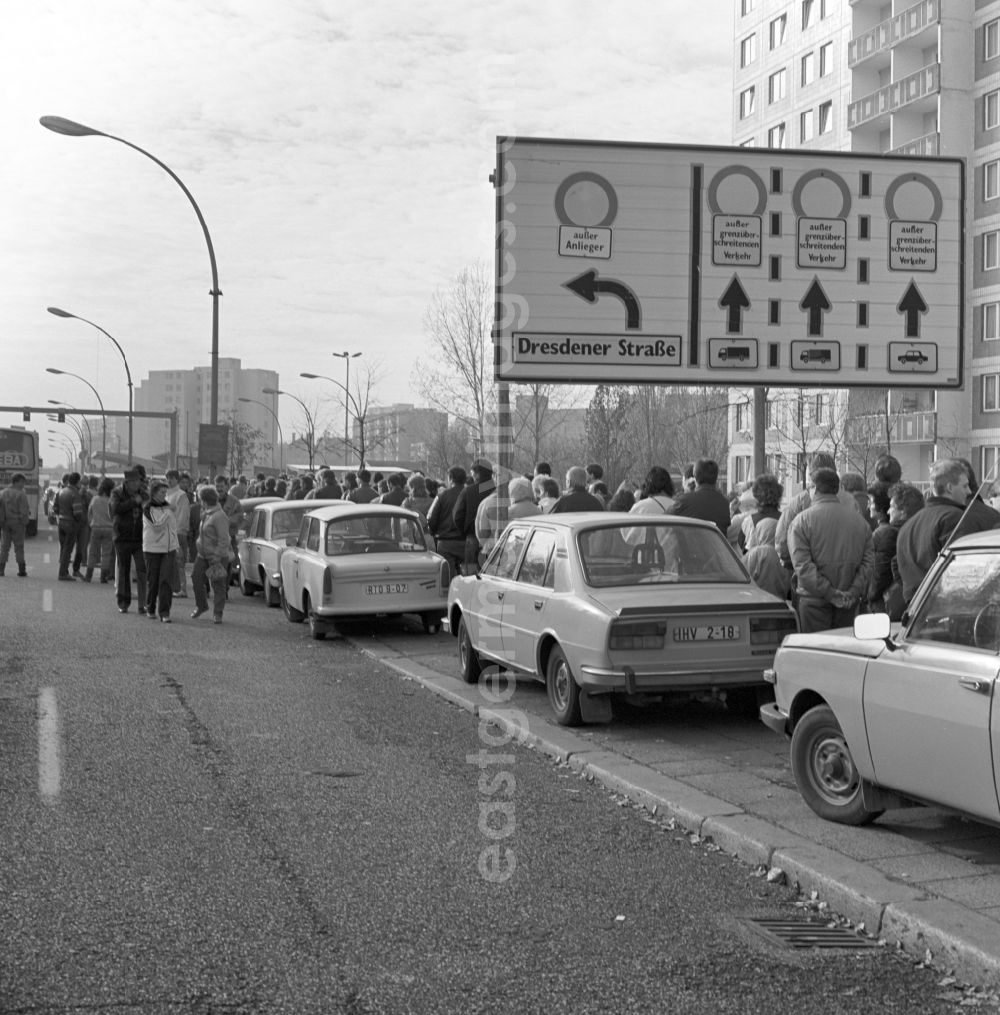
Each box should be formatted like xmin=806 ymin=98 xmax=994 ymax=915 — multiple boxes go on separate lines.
xmin=48 ymin=406 xmax=92 ymax=459
xmin=300 ymin=373 xmax=365 ymax=469
xmin=47 ymin=307 xmax=133 ymax=464
xmin=47 ymin=368 xmax=107 ymax=471
xmin=262 ymin=387 xmax=317 ymax=471
xmin=48 ymin=430 xmax=81 ymax=469
xmin=331 ymin=352 xmax=362 ymax=466
xmin=238 ymin=397 xmax=284 ymax=472
xmin=40 ymin=115 xmax=222 ymax=426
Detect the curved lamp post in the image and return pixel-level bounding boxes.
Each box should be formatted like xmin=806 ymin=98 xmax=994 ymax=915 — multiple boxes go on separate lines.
xmin=262 ymin=387 xmax=316 ymax=471
xmin=48 ymin=430 xmax=81 ymax=470
xmin=40 ymin=115 xmax=221 ymax=426
xmin=300 ymin=372 xmax=365 ymax=469
xmin=47 ymin=368 xmax=107 ymax=471
xmin=238 ymin=397 xmax=284 ymax=472
xmin=331 ymin=352 xmax=362 ymax=466
xmin=47 ymin=307 xmax=133 ymax=464
xmin=48 ymin=405 xmax=92 ymax=460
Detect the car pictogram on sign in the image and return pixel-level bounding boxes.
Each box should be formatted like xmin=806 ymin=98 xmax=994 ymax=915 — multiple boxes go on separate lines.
xmin=898 ymin=349 xmax=929 ymax=365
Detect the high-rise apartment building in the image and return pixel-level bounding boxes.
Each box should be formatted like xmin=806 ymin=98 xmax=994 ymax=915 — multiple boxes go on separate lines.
xmin=730 ymin=0 xmax=995 ymax=490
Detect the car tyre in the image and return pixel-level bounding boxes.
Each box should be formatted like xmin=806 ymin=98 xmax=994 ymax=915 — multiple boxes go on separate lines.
xmin=546 ymin=645 xmax=582 ymax=727
xmin=265 ymin=580 xmax=281 ymax=608
xmin=308 ymin=613 xmax=327 ymax=641
xmin=457 ymin=616 xmax=482 ymax=684
xmin=790 ymin=704 xmax=882 ymax=826
xmin=240 ymin=572 xmax=257 ymax=597
xmin=281 ymin=587 xmax=305 ymax=623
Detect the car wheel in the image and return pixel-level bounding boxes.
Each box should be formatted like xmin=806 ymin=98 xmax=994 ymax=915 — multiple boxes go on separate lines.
xmin=546 ymin=645 xmax=582 ymax=727
xmin=457 ymin=616 xmax=482 ymax=684
xmin=265 ymin=580 xmax=281 ymax=608
xmin=281 ymin=588 xmax=305 ymax=623
xmin=308 ymin=613 xmax=327 ymax=641
xmin=790 ymin=704 xmax=882 ymax=826
xmin=240 ymin=572 xmax=256 ymax=597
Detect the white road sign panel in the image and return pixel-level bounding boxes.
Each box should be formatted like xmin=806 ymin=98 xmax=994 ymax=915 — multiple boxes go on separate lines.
xmin=494 ymin=137 xmax=965 ymax=388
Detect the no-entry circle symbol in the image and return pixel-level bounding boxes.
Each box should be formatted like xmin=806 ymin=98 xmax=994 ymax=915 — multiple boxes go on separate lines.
xmin=554 ymin=172 xmax=618 ymax=228
xmin=707 ymin=166 xmax=767 ymax=216
xmin=791 ymin=169 xmax=852 ymax=219
xmin=884 ymin=174 xmax=943 ymax=222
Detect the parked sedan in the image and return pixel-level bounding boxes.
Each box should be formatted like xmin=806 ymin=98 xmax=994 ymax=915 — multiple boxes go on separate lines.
xmin=447 ymin=512 xmax=797 ymax=726
xmin=278 ymin=503 xmax=450 ymax=640
xmin=237 ymin=499 xmax=342 ymax=605
xmin=228 ymin=496 xmax=282 ymax=587
xmin=761 ymin=530 xmax=1000 ymax=827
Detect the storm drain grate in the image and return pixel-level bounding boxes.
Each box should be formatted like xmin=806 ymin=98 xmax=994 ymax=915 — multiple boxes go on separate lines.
xmin=743 ymin=918 xmax=877 ymax=950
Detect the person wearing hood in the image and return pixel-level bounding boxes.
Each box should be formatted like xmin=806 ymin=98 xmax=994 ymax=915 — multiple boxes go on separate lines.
xmin=142 ymin=480 xmax=179 ymax=623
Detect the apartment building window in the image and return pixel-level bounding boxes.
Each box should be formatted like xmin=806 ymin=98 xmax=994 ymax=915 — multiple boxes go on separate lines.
xmin=740 ymin=86 xmax=756 ymax=119
xmin=800 ymin=109 xmax=814 ymax=142
xmin=986 ymin=90 xmax=1000 ymax=130
xmin=985 ymin=230 xmax=1000 ymax=270
xmin=984 ymin=374 xmax=1000 ymax=412
xmin=741 ymin=0 xmax=756 ymax=13
xmin=739 ymin=136 xmax=756 ymax=147
xmin=813 ymin=394 xmax=827 ymax=425
xmin=769 ymin=14 xmax=787 ymax=49
xmin=984 ymin=447 xmax=1000 ymax=485
xmin=765 ymin=398 xmax=781 ymax=429
xmin=740 ymin=34 xmax=757 ymax=67
xmin=765 ymin=454 xmax=784 ymax=478
xmin=735 ymin=401 xmax=751 ymax=432
xmin=802 ymin=0 xmax=815 ymax=30
xmin=768 ymin=68 xmax=787 ymax=103
xmin=768 ymin=122 xmax=787 ymax=148
xmin=984 ymin=302 xmax=1000 ymax=340
xmin=732 ymin=455 xmax=752 ymax=486
xmin=818 ymin=101 xmax=833 ymax=134
xmin=986 ymin=18 xmax=1000 ymax=59
xmin=801 ymin=51 xmax=815 ymax=85
xmin=819 ymin=42 xmax=833 ymax=77
xmin=987 ymin=159 xmax=1000 ymax=201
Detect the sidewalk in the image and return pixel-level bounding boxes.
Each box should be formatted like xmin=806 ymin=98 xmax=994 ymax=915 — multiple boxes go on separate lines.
xmin=354 ymin=630 xmax=1000 ymax=992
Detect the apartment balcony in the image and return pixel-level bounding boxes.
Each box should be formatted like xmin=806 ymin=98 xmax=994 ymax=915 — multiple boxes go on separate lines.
xmin=848 ymin=0 xmax=939 ymax=69
xmin=890 ymin=131 xmax=940 ymax=156
xmin=847 ymin=62 xmax=940 ymax=132
xmin=850 ymin=410 xmax=936 ymax=445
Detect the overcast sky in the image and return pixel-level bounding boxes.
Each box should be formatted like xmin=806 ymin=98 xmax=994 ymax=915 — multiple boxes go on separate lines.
xmin=2 ymin=0 xmax=733 ymax=467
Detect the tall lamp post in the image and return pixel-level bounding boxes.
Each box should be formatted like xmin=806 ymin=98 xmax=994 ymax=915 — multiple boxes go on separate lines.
xmin=48 ymin=407 xmax=92 ymax=462
xmin=331 ymin=352 xmax=362 ymax=465
xmin=47 ymin=307 xmax=133 ymax=464
xmin=300 ymin=372 xmax=365 ymax=469
xmin=238 ymin=397 xmax=284 ymax=472
xmin=40 ymin=115 xmax=222 ymax=426
xmin=262 ymin=387 xmax=316 ymax=471
xmin=48 ymin=430 xmax=81 ymax=470
xmin=47 ymin=368 xmax=107 ymax=471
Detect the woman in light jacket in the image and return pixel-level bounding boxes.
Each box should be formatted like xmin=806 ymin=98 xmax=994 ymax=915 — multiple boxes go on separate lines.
xmin=191 ymin=486 xmax=232 ymax=624
xmin=142 ymin=481 xmax=179 ymax=623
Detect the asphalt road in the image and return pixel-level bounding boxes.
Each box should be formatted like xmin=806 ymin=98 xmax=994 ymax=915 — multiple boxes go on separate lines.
xmin=0 ymin=530 xmax=987 ymax=1013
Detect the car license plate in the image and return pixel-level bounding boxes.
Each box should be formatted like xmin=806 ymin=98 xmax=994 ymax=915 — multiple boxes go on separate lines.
xmin=364 ymin=582 xmax=408 ymax=596
xmin=673 ymin=624 xmax=741 ymax=642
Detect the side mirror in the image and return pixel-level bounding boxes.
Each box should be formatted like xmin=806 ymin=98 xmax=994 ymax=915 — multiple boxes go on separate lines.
xmin=854 ymin=612 xmax=896 ymax=650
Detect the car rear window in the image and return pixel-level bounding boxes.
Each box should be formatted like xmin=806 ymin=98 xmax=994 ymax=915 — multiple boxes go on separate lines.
xmin=577 ymin=522 xmax=749 ymax=587
xmin=272 ymin=507 xmax=308 ymax=540
xmin=324 ymin=514 xmax=427 ymax=555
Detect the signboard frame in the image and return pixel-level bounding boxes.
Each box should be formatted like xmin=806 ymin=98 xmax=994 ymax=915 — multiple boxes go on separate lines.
xmin=494 ymin=136 xmax=965 ymax=390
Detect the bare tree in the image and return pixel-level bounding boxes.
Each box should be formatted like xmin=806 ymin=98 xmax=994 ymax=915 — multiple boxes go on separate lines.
xmin=585 ymin=385 xmax=639 ymax=490
xmin=224 ymin=412 xmax=268 ymax=477
xmin=510 ymin=383 xmax=590 ymax=474
xmin=415 ymin=261 xmax=494 ymax=452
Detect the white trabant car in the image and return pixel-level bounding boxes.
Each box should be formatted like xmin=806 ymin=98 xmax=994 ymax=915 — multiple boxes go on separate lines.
xmin=761 ymin=530 xmax=1000 ymax=828
xmin=447 ymin=512 xmax=798 ymax=726
xmin=237 ymin=499 xmax=341 ymax=605
xmin=278 ymin=503 xmax=450 ymax=640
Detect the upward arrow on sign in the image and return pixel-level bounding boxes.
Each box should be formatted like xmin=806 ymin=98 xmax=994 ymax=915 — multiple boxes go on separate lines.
xmin=719 ymin=276 xmax=750 ymax=334
xmin=897 ymin=281 xmax=928 ymax=338
xmin=799 ymin=278 xmax=831 ymax=337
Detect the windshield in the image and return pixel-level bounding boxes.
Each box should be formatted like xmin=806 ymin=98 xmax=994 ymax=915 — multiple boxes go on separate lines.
xmin=324 ymin=514 xmax=428 ymax=555
xmin=272 ymin=507 xmax=309 ymax=540
xmin=577 ymin=522 xmax=749 ymax=588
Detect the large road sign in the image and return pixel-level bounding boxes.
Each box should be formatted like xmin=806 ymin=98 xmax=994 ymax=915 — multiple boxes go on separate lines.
xmin=494 ymin=137 xmax=965 ymax=389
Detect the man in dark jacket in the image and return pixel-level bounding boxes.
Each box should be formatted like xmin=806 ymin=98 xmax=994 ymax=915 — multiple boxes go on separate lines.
xmin=111 ymin=469 xmax=148 ymax=613
xmin=550 ymin=466 xmax=604 ymax=513
xmin=427 ymin=465 xmax=468 ymax=579
xmin=379 ymin=473 xmax=408 ymax=506
xmin=56 ymin=472 xmax=85 ymax=580
xmin=306 ymin=469 xmax=342 ymax=500
xmin=452 ymin=459 xmax=496 ymax=574
xmin=668 ymin=458 xmax=731 ymax=533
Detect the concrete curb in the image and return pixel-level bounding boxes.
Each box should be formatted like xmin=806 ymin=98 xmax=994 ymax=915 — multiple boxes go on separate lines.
xmin=356 ymin=639 xmax=1000 ymax=990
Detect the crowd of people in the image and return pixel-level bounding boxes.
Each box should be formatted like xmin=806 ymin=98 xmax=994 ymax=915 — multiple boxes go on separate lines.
xmin=6 ymin=450 xmax=999 ymax=637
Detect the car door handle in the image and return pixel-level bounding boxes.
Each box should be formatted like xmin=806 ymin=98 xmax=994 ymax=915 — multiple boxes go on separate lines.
xmin=959 ymin=677 xmax=991 ymax=693
xmin=533 ymin=600 xmax=544 ymax=610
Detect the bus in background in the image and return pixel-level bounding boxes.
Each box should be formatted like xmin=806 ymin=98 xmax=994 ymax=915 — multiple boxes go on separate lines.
xmin=0 ymin=427 xmax=40 ymax=536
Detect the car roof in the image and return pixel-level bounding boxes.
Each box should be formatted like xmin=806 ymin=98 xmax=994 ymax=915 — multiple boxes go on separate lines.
xmin=239 ymin=496 xmax=283 ymax=507
xmin=949 ymin=529 xmax=1000 ymax=551
xmin=303 ymin=503 xmax=422 ymax=521
xmin=250 ymin=499 xmax=342 ymax=512
xmin=504 ymin=511 xmax=723 ymax=532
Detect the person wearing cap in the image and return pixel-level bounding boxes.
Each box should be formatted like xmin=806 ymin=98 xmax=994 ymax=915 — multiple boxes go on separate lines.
xmin=452 ymin=458 xmax=496 ymax=575
xmin=110 ymin=469 xmax=148 ymax=613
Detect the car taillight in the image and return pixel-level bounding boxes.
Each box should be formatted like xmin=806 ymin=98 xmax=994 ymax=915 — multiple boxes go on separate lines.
xmin=323 ymin=567 xmax=333 ymax=604
xmin=749 ymin=614 xmax=797 ymax=646
xmin=438 ymin=559 xmax=450 ymax=596
xmin=609 ymin=620 xmax=666 ymax=650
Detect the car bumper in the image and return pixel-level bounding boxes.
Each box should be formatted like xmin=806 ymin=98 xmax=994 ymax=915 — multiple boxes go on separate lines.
xmin=579 ymin=664 xmax=771 ymax=696
xmin=759 ymin=701 xmax=790 ymax=736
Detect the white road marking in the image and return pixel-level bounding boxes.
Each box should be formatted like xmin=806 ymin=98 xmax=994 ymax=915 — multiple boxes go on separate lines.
xmin=42 ymin=590 xmax=53 ymax=613
xmin=37 ymin=687 xmax=61 ymax=803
